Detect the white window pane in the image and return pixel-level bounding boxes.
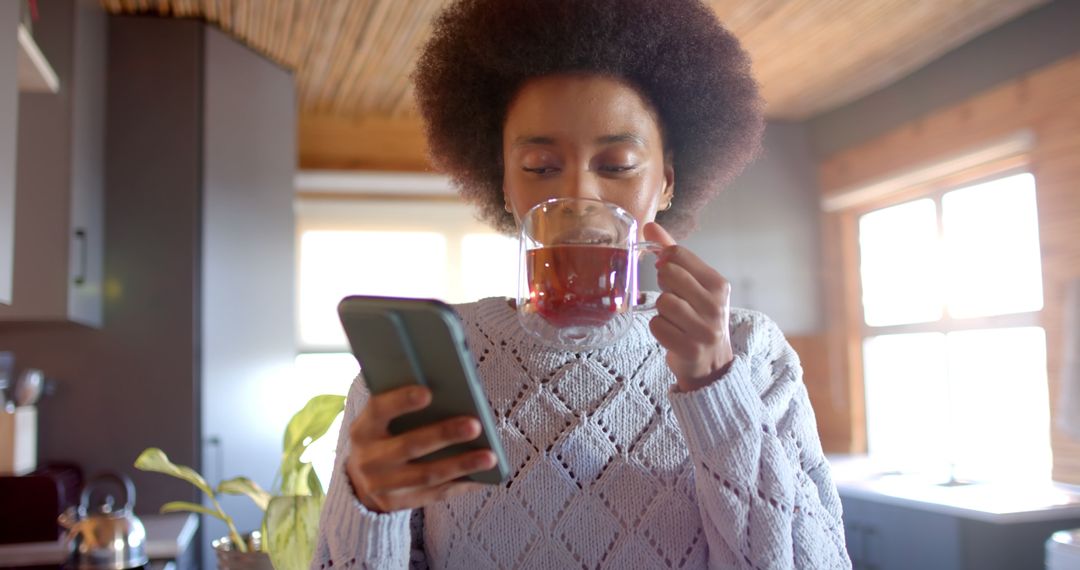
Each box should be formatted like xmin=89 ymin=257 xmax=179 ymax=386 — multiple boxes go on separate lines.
xmin=859 ymin=199 xmax=943 ymax=326
xmin=942 ymin=173 xmax=1044 ymax=318
xmin=299 ymin=231 xmax=449 ymax=348
xmin=461 ymin=233 xmax=518 ymax=301
xmin=863 ymin=333 xmax=950 ymax=472
xmin=945 ymin=327 xmax=1050 ymax=481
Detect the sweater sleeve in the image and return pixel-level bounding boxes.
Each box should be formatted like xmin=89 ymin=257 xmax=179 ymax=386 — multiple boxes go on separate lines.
xmin=311 ymin=374 xmax=427 ymax=570
xmin=666 ymin=313 xmax=851 ymax=569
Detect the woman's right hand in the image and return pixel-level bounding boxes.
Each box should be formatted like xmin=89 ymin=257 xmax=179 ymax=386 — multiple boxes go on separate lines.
xmin=345 ymin=385 xmax=497 ymax=513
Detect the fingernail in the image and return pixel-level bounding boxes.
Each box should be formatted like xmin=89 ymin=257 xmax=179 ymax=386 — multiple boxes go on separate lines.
xmin=458 ymin=419 xmax=479 ymax=437
xmin=469 ymin=453 xmax=495 ymax=470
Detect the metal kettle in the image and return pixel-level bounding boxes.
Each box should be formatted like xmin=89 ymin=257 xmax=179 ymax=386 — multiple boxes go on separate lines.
xmin=58 ymin=473 xmax=149 ymax=570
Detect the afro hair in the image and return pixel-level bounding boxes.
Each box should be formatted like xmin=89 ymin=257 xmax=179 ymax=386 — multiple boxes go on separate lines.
xmin=413 ymin=0 xmax=765 ymax=238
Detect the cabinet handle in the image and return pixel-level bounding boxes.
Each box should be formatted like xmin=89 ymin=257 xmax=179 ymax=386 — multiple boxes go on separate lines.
xmin=73 ymin=229 xmax=87 ymax=286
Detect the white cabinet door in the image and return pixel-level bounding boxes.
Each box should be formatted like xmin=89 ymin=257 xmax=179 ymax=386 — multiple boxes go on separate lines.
xmin=65 ymin=0 xmax=104 ymax=326
xmin=0 ymin=0 xmax=103 ymax=327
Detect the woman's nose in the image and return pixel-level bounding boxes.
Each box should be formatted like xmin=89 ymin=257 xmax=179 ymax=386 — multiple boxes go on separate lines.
xmin=561 ymin=169 xmax=602 ymax=202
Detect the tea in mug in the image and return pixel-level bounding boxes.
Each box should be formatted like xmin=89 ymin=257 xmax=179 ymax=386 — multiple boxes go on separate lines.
xmin=525 ymin=245 xmax=630 ymax=328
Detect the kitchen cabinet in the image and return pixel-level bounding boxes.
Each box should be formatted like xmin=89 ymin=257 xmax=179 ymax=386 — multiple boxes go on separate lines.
xmin=1 ymin=2 xmax=19 ymax=306
xmin=0 ymin=0 xmax=104 ymax=327
xmin=842 ymin=493 xmax=1080 ymax=569
xmin=0 ymin=14 xmax=294 ymax=570
xmin=844 ymin=495 xmax=961 ymax=570
xmin=1 ymin=4 xmax=61 ymax=308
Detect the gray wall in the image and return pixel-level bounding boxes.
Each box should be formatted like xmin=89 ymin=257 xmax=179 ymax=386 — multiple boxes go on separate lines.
xmin=200 ymin=25 xmax=297 ymax=562
xmin=643 ymin=122 xmax=823 ymax=335
xmin=0 ymin=1 xmax=16 ymax=304
xmin=0 ymin=13 xmax=204 ymax=511
xmin=807 ymin=0 xmax=1080 ymax=159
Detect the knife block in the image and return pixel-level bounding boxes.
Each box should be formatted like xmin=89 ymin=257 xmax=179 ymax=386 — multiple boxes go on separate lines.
xmin=0 ymin=405 xmax=37 ymax=475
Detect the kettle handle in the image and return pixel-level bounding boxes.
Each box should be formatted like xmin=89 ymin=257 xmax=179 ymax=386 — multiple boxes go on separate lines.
xmin=80 ymin=472 xmax=137 ymax=513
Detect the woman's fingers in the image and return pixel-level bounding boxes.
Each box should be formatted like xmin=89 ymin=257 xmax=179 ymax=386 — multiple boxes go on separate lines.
xmin=371 ymin=480 xmax=485 ymax=513
xmin=364 ymin=449 xmax=496 ymax=495
xmin=351 ymin=385 xmax=432 ymax=441
xmin=363 ymin=416 xmax=482 ymax=466
xmin=649 ymin=314 xmax=687 ymax=353
xmin=654 ymin=292 xmax=718 ymax=344
xmin=656 ymin=247 xmax=730 ymax=319
xmin=643 ymin=222 xmax=735 ymax=390
xmin=346 ymin=392 xmax=494 ymax=513
xmin=643 ymin=221 xmax=677 ymax=247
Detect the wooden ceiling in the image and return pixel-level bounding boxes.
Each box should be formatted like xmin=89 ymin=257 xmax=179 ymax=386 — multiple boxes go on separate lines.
xmin=102 ymin=0 xmax=1047 ymax=170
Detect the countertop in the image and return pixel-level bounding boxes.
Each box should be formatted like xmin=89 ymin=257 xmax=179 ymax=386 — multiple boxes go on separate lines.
xmin=0 ymin=512 xmax=197 ymax=567
xmin=829 ymin=455 xmax=1080 ymax=524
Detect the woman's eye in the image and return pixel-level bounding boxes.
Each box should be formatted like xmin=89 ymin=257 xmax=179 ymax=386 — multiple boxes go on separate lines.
xmin=599 ymin=164 xmax=637 ymax=173
xmin=523 ymin=166 xmax=559 ymax=175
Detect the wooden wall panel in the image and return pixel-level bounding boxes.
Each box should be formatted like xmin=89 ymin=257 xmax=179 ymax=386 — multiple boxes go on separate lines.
xmin=789 ymin=334 xmax=853 ymax=453
xmin=819 ymin=54 xmax=1080 ymax=484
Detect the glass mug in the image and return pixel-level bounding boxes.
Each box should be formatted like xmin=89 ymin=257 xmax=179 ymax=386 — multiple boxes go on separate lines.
xmin=516 ymin=197 xmax=662 ymax=349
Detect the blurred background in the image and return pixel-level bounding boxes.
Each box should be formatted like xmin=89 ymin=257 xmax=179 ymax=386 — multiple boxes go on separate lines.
xmin=1 ymin=0 xmax=1080 ymax=568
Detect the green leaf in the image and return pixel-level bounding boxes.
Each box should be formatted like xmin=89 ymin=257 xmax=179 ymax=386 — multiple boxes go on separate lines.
xmin=161 ymin=501 xmax=224 ymax=520
xmin=306 ymin=464 xmax=325 ymax=499
xmin=281 ymin=462 xmax=314 ymax=497
xmin=134 ymin=448 xmax=214 ymax=498
xmin=217 ymin=477 xmax=271 ymax=511
xmin=279 ymin=395 xmax=344 ymax=495
xmin=265 ymin=495 xmax=323 ymax=570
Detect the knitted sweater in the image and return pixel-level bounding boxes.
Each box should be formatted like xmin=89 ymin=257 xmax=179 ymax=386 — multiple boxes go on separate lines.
xmin=313 ymin=297 xmax=851 ymax=569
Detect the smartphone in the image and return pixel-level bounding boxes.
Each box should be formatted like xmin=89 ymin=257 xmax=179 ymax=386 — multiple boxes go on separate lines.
xmin=337 ymin=295 xmax=509 ymax=485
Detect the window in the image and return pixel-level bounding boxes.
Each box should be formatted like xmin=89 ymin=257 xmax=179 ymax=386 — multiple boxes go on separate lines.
xmin=858 ymin=173 xmax=1051 ymax=482
xmin=291 ymin=195 xmax=518 ymax=484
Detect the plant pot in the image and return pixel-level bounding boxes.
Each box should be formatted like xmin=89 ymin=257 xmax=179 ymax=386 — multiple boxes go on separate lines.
xmin=212 ymin=531 xmax=274 ymax=570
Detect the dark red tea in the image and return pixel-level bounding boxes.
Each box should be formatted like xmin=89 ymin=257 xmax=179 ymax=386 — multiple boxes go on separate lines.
xmin=526 ymin=245 xmax=630 ymax=328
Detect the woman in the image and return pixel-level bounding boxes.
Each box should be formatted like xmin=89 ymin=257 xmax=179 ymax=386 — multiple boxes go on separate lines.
xmin=313 ymin=0 xmax=850 ymax=568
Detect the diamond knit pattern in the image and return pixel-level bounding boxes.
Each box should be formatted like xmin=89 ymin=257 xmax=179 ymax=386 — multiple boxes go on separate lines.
xmin=420 ymin=312 xmax=699 ymax=570
xmin=312 ymin=297 xmax=851 ymax=570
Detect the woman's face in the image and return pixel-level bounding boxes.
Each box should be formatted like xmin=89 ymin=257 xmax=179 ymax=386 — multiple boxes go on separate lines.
xmin=502 ymin=74 xmax=674 ymax=233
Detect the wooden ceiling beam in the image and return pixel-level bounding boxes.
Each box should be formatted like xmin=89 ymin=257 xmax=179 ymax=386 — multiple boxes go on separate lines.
xmin=104 ymin=0 xmax=1049 ymax=122
xmin=298 ymin=114 xmax=432 ymax=172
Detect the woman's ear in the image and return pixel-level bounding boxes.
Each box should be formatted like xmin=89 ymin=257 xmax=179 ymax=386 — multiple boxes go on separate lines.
xmin=662 ymin=151 xmax=675 ymax=205
xmin=502 ymin=187 xmax=513 ymax=214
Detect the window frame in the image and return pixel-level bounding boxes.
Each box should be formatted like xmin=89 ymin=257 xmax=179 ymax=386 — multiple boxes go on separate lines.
xmin=825 ymin=153 xmax=1041 ymax=453
xmin=294 ymin=194 xmax=518 ymax=354
xmin=853 ymin=163 xmax=1042 ymax=339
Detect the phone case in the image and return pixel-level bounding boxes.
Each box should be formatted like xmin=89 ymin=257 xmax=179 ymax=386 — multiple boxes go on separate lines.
xmin=337 ymin=296 xmax=509 ymax=485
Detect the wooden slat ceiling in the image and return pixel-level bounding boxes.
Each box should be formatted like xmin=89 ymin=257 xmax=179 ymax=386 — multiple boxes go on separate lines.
xmin=101 ymin=0 xmax=1046 ymax=168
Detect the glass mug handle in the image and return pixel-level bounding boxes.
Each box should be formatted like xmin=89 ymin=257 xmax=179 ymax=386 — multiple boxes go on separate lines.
xmin=631 ymin=240 xmax=666 ymax=312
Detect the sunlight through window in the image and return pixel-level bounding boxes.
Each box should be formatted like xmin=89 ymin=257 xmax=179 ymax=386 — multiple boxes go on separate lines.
xmin=859 ymin=172 xmax=1050 ymax=483
xmin=299 ymin=231 xmax=448 ymax=348
xmin=859 ymin=199 xmax=942 ymax=326
xmin=461 ymin=233 xmax=519 ymax=300
xmin=943 ymin=173 xmax=1043 ymax=318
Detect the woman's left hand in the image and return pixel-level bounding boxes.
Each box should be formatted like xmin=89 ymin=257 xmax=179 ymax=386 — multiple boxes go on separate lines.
xmin=643 ymin=222 xmax=734 ymax=392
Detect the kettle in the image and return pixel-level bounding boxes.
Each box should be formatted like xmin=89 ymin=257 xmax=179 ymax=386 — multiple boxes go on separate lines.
xmin=58 ymin=473 xmax=149 ymax=570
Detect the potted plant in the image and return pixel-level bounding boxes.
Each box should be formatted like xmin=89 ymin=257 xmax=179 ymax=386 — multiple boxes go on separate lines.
xmin=134 ymin=394 xmax=346 ymax=570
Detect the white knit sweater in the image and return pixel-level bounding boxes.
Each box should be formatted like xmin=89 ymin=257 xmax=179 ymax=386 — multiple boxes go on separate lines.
xmin=313 ymin=297 xmax=850 ymax=569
